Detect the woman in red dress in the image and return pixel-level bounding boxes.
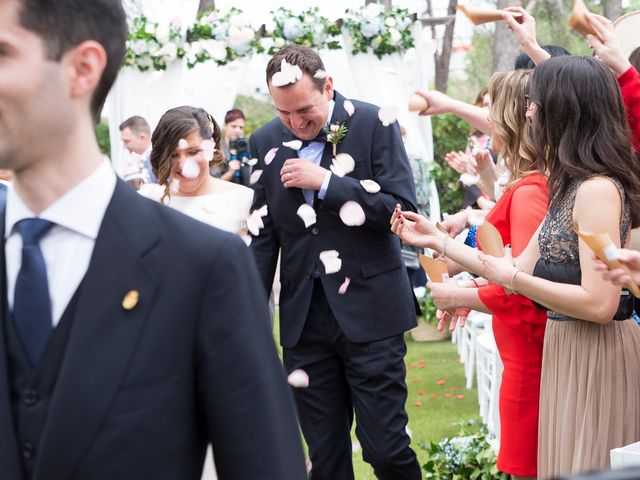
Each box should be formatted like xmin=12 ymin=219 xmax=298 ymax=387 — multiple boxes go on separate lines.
xmin=392 ymin=69 xmax=547 ymax=479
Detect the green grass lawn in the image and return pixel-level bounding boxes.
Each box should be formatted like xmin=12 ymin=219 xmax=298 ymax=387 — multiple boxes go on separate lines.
xmin=273 ymin=314 xmax=480 ymax=478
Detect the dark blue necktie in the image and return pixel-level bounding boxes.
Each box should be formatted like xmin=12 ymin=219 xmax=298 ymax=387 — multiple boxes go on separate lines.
xmin=13 ymin=218 xmax=54 ymax=366
xmin=298 ymin=129 xmax=328 ymax=149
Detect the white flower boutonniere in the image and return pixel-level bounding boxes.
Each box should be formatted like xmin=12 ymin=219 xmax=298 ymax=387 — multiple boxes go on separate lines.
xmin=325 ymin=121 xmax=348 ymax=156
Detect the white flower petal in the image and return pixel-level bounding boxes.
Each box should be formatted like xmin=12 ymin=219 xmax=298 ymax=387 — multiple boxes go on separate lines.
xmin=138 ymin=183 xmax=165 ymax=202
xmin=360 ymin=179 xmax=381 ymax=193
xmin=339 ymin=201 xmax=366 ymax=226
xmin=319 ymin=250 xmax=342 ymax=274
xmin=264 ymin=147 xmax=278 ymax=165
xmin=181 ymin=157 xmax=200 ymax=179
xmin=246 ymin=210 xmax=265 ymax=236
xmin=330 ymin=153 xmax=355 ymax=177
xmin=338 ymin=277 xmax=351 ymax=295
xmin=468 ymin=210 xmax=485 ymax=226
xmin=200 ymin=139 xmax=215 ymax=162
xmin=249 ymin=169 xmax=263 ymax=184
xmin=313 ymin=69 xmax=328 ymax=79
xmin=287 ymin=369 xmax=309 ymax=388
xmin=343 ymin=99 xmax=355 ymax=117
xmin=283 ymin=140 xmax=303 ymax=150
xmin=247 ymin=157 xmax=258 ymax=166
xmin=271 ymin=71 xmax=290 ymax=87
xmin=170 ymin=178 xmax=180 ymax=194
xmin=178 ymin=138 xmax=189 ymax=150
xmin=378 ymin=106 xmax=399 ymax=127
xmin=241 ymin=233 xmax=252 ymax=246
xmin=297 ymin=204 xmax=317 ymax=228
xmin=255 ymin=204 xmax=268 ymax=217
xmin=460 ymin=173 xmax=480 ymax=186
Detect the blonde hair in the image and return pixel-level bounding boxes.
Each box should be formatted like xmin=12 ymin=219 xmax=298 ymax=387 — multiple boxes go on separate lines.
xmin=488 ymin=70 xmax=538 ymax=190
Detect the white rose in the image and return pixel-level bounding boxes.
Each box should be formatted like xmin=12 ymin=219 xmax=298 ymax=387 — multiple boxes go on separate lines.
xmin=201 ymin=39 xmax=228 ymax=62
xmin=389 ymin=28 xmax=401 ymax=43
xmin=385 ymin=17 xmax=397 ymax=27
xmin=274 ymin=37 xmax=286 ymax=48
xmin=303 ymin=15 xmax=314 ymax=24
xmin=372 ymin=35 xmax=382 ymax=49
xmin=155 ymin=24 xmax=171 ymax=44
xmin=152 ymin=42 xmax=178 ymax=62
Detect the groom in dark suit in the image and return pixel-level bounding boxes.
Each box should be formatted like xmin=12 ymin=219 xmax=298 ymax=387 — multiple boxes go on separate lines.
xmin=0 ymin=1 xmax=306 ymax=479
xmin=250 ymin=45 xmax=422 ymax=479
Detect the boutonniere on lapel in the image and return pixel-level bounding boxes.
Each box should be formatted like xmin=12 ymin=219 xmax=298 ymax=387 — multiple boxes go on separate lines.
xmin=325 ymin=122 xmax=347 ymax=157
xmin=326 ymin=122 xmax=355 ymax=178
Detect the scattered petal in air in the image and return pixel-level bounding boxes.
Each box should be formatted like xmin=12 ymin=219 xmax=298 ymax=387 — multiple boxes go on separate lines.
xmin=249 ymin=169 xmax=263 ymax=185
xmin=283 ymin=139 xmax=303 ymax=150
xmin=200 ymin=139 xmax=215 ymax=161
xmin=414 ymin=401 xmax=423 ymax=407
xmin=287 ymin=369 xmax=309 ymax=388
xmin=241 ymin=233 xmax=252 ymax=246
xmin=352 ymin=439 xmax=361 ymax=453
xmin=360 ymin=179 xmax=381 ymax=193
xmin=137 ymin=183 xmax=165 ymax=202
xmin=271 ymin=59 xmax=303 ymax=87
xmin=378 ymin=106 xmax=399 ymax=127
xmin=255 ymin=204 xmax=268 ymax=217
xmin=330 ymin=153 xmax=355 ymax=177
xmin=181 ymin=157 xmax=200 ymax=179
xmin=305 ymin=459 xmax=312 ymax=473
xmin=297 ymin=204 xmax=317 ymax=228
xmin=265 ymin=147 xmax=278 ymax=165
xmin=456 ymin=395 xmax=465 ymax=400
xmin=406 ymin=426 xmax=413 ymax=438
xmin=417 ymin=390 xmax=425 ymax=396
xmin=436 ymin=379 xmax=446 ymax=385
xmin=343 ymin=99 xmax=355 ymax=117
xmin=339 ymin=201 xmax=366 ymax=227
xmin=170 ymin=178 xmax=180 ymax=194
xmin=313 ymin=69 xmax=328 ymax=79
xmin=247 ymin=157 xmax=258 ymax=166
xmin=444 ymin=393 xmax=453 ymax=398
xmin=247 ymin=205 xmax=268 ymax=236
xmin=460 ymin=173 xmax=480 ymax=187
xmin=178 ymin=138 xmax=189 ymax=150
xmin=468 ymin=210 xmax=485 ymax=226
xmin=338 ymin=277 xmax=351 ymax=295
xmin=319 ymin=250 xmax=342 ymax=274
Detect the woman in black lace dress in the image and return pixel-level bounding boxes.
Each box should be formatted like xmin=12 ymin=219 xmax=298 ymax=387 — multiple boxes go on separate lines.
xmin=479 ymin=56 xmax=640 ymax=478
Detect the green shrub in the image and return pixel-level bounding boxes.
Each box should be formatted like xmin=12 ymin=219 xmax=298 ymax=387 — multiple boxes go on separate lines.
xmin=95 ymin=120 xmax=111 ymax=156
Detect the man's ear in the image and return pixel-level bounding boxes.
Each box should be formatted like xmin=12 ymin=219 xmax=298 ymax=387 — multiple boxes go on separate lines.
xmin=324 ymin=76 xmax=334 ymax=101
xmin=62 ymin=40 xmax=107 ymax=101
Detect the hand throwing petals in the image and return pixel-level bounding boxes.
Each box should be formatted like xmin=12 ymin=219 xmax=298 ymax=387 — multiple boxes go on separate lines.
xmin=178 ymin=138 xmax=189 ymax=150
xmin=319 ymin=250 xmax=342 ymax=274
xmin=378 ymin=106 xmax=399 ymax=127
xmin=264 ymin=147 xmax=278 ymax=165
xmin=249 ymin=169 xmax=263 ymax=184
xmin=330 ymin=153 xmax=355 ymax=177
xmin=339 ymin=201 xmax=366 ymax=227
xmin=360 ymin=179 xmax=381 ymax=193
xmin=287 ymin=369 xmax=309 ymax=388
xmin=200 ymin=139 xmax=215 ymax=161
xmin=343 ymin=99 xmax=355 ymax=117
xmin=338 ymin=277 xmax=351 ymax=295
xmin=282 ymin=140 xmax=303 ymax=150
xmin=181 ymin=157 xmax=201 ymax=179
xmin=297 ymin=204 xmax=317 ymax=228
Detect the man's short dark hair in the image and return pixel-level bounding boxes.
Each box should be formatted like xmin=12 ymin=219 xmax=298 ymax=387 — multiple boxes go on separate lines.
xmin=514 ymin=44 xmax=571 ymax=70
xmin=17 ymin=0 xmax=127 ymax=122
xmin=119 ymin=116 xmax=151 ymax=136
xmin=266 ymin=45 xmax=326 ymax=92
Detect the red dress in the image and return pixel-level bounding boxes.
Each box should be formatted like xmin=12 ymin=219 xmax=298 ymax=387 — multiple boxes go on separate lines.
xmin=477 ymin=173 xmax=549 ymax=477
xmin=618 ymin=66 xmax=640 ymax=153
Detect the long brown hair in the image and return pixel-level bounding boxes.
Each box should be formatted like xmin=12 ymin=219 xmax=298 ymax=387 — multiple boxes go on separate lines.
xmin=488 ymin=69 xmax=538 ymax=189
xmin=529 ymin=56 xmax=640 ymax=227
xmin=150 ymin=106 xmax=224 ymax=199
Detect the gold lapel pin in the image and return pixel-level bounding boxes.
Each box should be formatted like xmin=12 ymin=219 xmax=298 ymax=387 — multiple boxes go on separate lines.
xmin=122 ymin=290 xmax=139 ymax=311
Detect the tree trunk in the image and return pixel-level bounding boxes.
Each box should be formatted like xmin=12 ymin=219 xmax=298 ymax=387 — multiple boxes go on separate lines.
xmin=197 ymin=0 xmax=215 ymax=14
xmin=602 ymin=0 xmax=622 ymax=20
xmin=434 ymin=0 xmax=457 ymax=92
xmin=491 ymin=0 xmax=522 ymax=72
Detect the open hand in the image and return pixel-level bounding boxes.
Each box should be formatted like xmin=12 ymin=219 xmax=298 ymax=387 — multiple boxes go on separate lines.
xmin=413 ymin=90 xmax=458 ymax=116
xmin=585 ymin=13 xmax=631 ymax=77
xmin=391 ymin=207 xmax=444 ymax=250
xmin=593 ymin=249 xmax=640 ymax=287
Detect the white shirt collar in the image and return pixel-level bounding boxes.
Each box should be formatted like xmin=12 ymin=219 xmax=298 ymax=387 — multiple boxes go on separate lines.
xmin=5 ymin=159 xmax=117 ymax=240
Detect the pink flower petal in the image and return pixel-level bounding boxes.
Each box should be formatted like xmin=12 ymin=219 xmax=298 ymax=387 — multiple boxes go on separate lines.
xmin=338 ymin=277 xmax=351 ymax=295
xmin=330 ymin=153 xmax=355 ymax=177
xmin=178 ymin=138 xmax=189 ymax=150
xmin=287 ymin=369 xmax=309 ymax=388
xmin=137 ymin=183 xmax=165 ymax=202
xmin=339 ymin=201 xmax=366 ymax=227
xmin=378 ymin=106 xmax=399 ymax=127
xmin=344 ymin=99 xmax=355 ymax=117
xmin=282 ymin=140 xmax=303 ymax=150
xmin=246 ymin=211 xmax=265 ymax=236
xmin=249 ymin=169 xmax=263 ymax=184
xmin=460 ymin=173 xmax=480 ymax=186
xmin=360 ymin=179 xmax=381 ymax=193
xmin=265 ymin=147 xmax=278 ymax=165
xmin=247 ymin=157 xmax=258 ymax=166
xmin=181 ymin=157 xmax=200 ymax=179
xmin=319 ymin=250 xmax=342 ymax=274
xmin=296 ymin=204 xmax=317 ymax=228
xmin=170 ymin=178 xmax=180 ymax=194
xmin=200 ymin=139 xmax=215 ymax=161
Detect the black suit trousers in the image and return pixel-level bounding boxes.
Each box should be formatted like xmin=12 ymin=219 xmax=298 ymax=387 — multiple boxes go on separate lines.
xmin=283 ymin=281 xmax=421 ymax=480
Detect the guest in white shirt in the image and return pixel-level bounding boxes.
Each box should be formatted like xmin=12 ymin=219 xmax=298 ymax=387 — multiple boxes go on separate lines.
xmin=119 ymin=115 xmax=156 ymax=183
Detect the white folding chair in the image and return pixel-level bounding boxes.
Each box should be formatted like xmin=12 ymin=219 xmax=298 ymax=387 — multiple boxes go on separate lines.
xmin=475 ymin=329 xmax=503 ymax=439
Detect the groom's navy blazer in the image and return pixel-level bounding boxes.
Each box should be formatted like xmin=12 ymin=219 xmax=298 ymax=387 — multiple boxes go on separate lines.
xmin=250 ymin=91 xmax=419 ymax=348
xmin=0 ymin=180 xmax=306 ymax=480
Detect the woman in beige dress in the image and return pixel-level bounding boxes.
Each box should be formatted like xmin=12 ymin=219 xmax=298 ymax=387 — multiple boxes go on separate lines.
xmin=478 ymin=56 xmax=640 ymax=478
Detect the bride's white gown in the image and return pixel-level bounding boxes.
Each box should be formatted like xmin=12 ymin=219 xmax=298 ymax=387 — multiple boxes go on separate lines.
xmin=139 ymin=184 xmax=254 ymax=480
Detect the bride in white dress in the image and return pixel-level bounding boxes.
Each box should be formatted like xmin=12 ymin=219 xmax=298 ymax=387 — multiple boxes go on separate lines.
xmin=139 ymin=106 xmax=253 ymax=480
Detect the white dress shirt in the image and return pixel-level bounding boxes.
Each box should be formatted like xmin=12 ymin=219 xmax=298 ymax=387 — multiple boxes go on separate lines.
xmin=5 ymin=160 xmax=116 ymax=326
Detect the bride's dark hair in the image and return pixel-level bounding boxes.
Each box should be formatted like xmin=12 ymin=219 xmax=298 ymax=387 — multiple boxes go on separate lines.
xmin=529 ymin=56 xmax=640 ymax=227
xmin=150 ymin=106 xmax=224 ymax=198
